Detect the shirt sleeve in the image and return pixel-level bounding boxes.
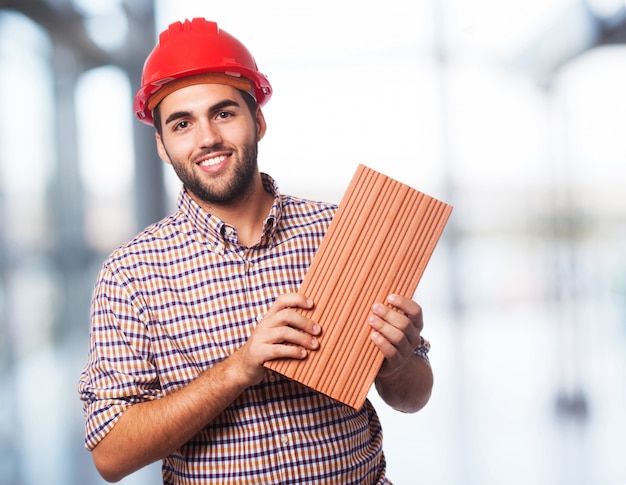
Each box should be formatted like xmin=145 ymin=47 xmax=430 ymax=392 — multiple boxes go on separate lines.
xmin=78 ymin=264 xmax=162 ymax=450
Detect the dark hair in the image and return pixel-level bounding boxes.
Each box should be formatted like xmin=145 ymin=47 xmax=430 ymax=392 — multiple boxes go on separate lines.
xmin=152 ymin=89 xmax=259 ymax=137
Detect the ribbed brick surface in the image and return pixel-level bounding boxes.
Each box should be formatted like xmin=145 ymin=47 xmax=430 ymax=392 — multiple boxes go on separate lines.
xmin=265 ymin=164 xmax=453 ymax=409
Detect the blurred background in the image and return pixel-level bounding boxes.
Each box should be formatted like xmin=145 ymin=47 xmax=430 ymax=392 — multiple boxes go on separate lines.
xmin=1 ymin=0 xmax=625 ymax=484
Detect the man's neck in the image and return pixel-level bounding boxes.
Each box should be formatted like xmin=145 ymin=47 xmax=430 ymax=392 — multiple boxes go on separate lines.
xmin=193 ymin=174 xmax=274 ymax=247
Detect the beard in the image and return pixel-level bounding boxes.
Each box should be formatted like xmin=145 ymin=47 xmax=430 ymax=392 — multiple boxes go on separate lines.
xmin=167 ymin=141 xmax=259 ymax=206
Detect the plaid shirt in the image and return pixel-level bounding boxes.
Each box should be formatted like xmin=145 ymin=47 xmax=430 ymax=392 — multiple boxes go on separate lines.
xmin=79 ymin=174 xmax=392 ymax=484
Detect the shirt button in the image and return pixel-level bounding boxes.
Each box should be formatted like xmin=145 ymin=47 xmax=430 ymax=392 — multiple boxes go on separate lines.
xmin=280 ymin=435 xmax=289 ymax=445
xmin=268 ymin=373 xmax=277 ymax=383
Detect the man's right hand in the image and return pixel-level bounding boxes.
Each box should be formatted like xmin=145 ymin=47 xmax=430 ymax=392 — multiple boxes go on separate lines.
xmin=231 ymin=293 xmax=321 ymax=386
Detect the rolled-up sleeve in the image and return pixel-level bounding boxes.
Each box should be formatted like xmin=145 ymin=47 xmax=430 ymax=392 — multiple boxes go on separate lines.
xmin=78 ymin=264 xmax=162 ymax=450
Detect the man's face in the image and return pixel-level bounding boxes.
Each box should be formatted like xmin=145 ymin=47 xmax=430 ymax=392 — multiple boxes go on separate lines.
xmin=155 ymin=83 xmax=266 ymax=207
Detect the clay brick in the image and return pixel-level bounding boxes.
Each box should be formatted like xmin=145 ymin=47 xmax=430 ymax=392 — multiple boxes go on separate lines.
xmin=265 ymin=164 xmax=453 ymax=409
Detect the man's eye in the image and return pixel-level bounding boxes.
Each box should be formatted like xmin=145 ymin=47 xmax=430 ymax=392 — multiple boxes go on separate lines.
xmin=174 ymin=120 xmax=189 ymax=130
xmin=217 ymin=111 xmax=232 ymax=119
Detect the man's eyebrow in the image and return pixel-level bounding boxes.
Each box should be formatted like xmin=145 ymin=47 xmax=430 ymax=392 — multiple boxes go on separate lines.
xmin=164 ymin=99 xmax=242 ymax=126
xmin=211 ymin=99 xmax=241 ymax=112
xmin=165 ymin=110 xmax=191 ymax=126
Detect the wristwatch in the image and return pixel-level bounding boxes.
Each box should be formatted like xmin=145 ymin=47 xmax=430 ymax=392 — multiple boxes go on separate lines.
xmin=413 ymin=336 xmax=431 ymax=361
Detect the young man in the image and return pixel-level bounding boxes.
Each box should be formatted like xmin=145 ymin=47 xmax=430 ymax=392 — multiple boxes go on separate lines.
xmin=79 ymin=18 xmax=433 ymax=484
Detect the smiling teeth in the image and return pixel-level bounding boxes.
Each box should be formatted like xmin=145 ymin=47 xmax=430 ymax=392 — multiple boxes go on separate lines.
xmin=199 ymin=155 xmax=227 ymax=167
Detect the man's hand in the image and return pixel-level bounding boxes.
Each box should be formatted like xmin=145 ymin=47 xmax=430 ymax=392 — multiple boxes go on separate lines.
xmin=368 ymin=294 xmax=423 ymax=377
xmin=231 ymin=293 xmax=321 ymax=386
xmin=369 ymin=294 xmax=433 ymax=412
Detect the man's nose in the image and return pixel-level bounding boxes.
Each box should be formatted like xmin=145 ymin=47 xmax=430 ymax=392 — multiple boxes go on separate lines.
xmin=197 ymin=119 xmax=222 ymax=147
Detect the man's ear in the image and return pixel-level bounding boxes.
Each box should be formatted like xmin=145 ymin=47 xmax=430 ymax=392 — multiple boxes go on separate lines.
xmin=256 ymin=108 xmax=267 ymax=141
xmin=155 ymin=132 xmax=172 ymax=165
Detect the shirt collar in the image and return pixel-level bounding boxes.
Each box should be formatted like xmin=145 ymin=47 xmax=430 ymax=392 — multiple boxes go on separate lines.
xmin=177 ymin=173 xmax=282 ymax=250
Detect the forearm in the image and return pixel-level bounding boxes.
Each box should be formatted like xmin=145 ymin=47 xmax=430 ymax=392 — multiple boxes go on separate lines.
xmin=375 ymin=354 xmax=433 ymax=413
xmin=90 ymin=293 xmax=319 ymax=482
xmin=92 ymin=355 xmax=249 ymax=482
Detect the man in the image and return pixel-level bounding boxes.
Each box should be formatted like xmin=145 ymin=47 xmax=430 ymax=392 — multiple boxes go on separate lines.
xmin=79 ymin=18 xmax=433 ymax=484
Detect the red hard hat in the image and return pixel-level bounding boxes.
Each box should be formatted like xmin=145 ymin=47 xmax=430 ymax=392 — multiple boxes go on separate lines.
xmin=134 ymin=18 xmax=272 ymax=125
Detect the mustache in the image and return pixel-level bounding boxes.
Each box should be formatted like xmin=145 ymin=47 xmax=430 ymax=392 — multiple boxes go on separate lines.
xmin=192 ymin=146 xmax=230 ymax=163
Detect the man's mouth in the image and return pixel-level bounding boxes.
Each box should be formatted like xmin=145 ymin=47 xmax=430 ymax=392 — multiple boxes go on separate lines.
xmin=197 ymin=154 xmax=228 ymax=167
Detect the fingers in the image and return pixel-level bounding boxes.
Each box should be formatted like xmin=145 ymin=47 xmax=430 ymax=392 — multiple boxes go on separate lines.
xmin=264 ymin=293 xmax=320 ymax=340
xmin=265 ymin=293 xmax=314 ymax=316
xmin=373 ymin=294 xmax=423 ymax=335
xmin=369 ymin=294 xmax=423 ymax=368
xmin=385 ymin=294 xmax=423 ymax=329
xmin=238 ymin=294 xmax=320 ymax=380
xmin=264 ymin=309 xmax=321 ymax=351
